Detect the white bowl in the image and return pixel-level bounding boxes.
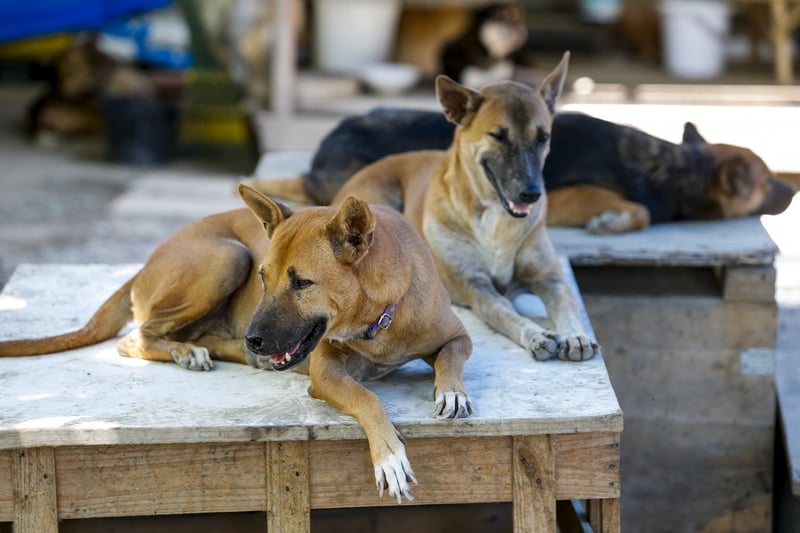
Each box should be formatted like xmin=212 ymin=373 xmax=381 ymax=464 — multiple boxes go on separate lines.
xmin=359 ymin=63 xmax=420 ymax=95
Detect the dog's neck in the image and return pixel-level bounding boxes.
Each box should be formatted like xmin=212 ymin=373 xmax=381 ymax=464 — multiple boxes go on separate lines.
xmin=363 ymin=302 xmax=399 ymax=339
xmin=620 ymin=135 xmax=719 ymax=221
xmin=661 ymin=142 xmax=719 ymax=219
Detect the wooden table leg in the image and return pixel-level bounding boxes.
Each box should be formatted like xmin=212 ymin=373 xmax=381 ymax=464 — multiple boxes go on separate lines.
xmin=588 ymin=498 xmax=621 ymax=533
xmin=513 ymin=435 xmax=557 ymax=533
xmin=266 ymin=441 xmax=310 ymax=533
xmin=11 ymin=448 xmax=58 ymax=533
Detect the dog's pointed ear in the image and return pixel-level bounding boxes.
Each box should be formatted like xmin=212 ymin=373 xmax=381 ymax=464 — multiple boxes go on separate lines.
xmin=682 ymin=122 xmax=707 ymax=145
xmin=238 ymin=184 xmax=293 ymax=238
xmin=326 ymin=196 xmax=376 ymax=267
xmin=436 ymin=75 xmax=484 ymax=126
xmin=539 ymin=51 xmax=569 ymax=115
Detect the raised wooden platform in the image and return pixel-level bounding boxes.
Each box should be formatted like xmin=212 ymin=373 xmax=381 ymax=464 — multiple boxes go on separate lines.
xmin=0 ymin=262 xmax=622 ymax=532
xmin=551 ymin=218 xmax=780 ymax=533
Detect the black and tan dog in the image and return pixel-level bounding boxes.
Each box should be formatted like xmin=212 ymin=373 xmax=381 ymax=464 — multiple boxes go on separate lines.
xmin=331 ymin=53 xmax=599 ymax=362
xmin=0 ymin=185 xmax=472 ymax=503
xmin=242 ymin=110 xmax=795 ymax=235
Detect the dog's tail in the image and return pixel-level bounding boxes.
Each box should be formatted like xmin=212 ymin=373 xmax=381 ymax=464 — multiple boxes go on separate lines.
xmin=0 ymin=274 xmax=136 ymax=357
xmin=237 ymin=175 xmax=313 ymax=203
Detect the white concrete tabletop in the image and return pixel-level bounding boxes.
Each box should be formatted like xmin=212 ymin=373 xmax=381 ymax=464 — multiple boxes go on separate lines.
xmin=0 ymin=262 xmax=622 ymax=450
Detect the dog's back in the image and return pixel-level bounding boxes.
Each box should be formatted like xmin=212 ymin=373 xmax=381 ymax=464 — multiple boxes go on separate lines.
xmin=544 ymin=113 xmax=710 ymax=222
xmin=306 ymin=108 xmax=455 ymax=204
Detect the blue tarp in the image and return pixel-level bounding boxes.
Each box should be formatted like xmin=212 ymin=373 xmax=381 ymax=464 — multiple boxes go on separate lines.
xmin=0 ymin=0 xmax=171 ymax=42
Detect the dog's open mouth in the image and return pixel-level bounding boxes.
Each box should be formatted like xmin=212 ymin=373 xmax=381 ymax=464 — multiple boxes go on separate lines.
xmin=481 ymin=159 xmax=539 ymax=218
xmin=259 ymin=319 xmax=326 ymax=371
xmin=505 ymin=200 xmax=535 ymax=217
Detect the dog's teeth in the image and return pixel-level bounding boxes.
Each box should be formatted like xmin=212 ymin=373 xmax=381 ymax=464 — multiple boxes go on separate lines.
xmin=284 ymin=353 xmax=292 ymax=363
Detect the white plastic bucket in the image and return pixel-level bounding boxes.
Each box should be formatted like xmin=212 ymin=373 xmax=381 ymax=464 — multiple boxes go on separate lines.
xmin=313 ymin=0 xmax=401 ymax=74
xmin=660 ymin=0 xmax=730 ymax=79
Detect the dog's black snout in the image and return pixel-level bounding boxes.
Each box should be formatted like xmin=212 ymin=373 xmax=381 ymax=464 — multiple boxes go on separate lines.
xmin=245 ymin=335 xmax=263 ymax=353
xmin=519 ymin=190 xmax=541 ymax=204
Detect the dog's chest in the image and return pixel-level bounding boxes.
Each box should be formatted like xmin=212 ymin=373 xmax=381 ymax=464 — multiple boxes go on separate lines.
xmin=471 ymin=207 xmax=526 ymax=282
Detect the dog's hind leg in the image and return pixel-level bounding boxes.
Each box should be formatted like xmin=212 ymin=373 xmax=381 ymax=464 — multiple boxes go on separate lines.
xmin=547 ymin=185 xmax=650 ymax=234
xmin=117 ymin=236 xmax=253 ymax=370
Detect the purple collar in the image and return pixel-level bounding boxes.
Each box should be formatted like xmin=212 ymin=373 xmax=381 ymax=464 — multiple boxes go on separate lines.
xmin=364 ymin=303 xmax=399 ymax=339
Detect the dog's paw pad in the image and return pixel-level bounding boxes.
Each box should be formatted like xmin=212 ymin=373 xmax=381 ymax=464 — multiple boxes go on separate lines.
xmin=559 ymin=335 xmax=600 ymax=362
xmin=374 ymin=446 xmax=417 ymax=504
xmin=433 ymin=390 xmax=473 ymax=419
xmin=586 ymin=211 xmax=630 ymax=235
xmin=171 ymin=346 xmax=213 ymax=371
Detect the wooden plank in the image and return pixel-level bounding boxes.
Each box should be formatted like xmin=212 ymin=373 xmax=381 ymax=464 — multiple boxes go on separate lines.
xmin=55 ymin=443 xmax=266 ymax=519
xmin=309 ymin=435 xmax=620 ymax=509
xmin=267 ymin=441 xmax=310 ymax=532
xmin=722 ymin=266 xmax=777 ymax=302
xmin=550 ymin=217 xmax=778 ymax=268
xmin=12 ymin=447 xmax=58 ymax=533
xmin=513 ymin=435 xmax=556 ymax=533
xmin=600 ymin=499 xmax=621 ymax=533
xmin=269 ymin=0 xmax=297 ymax=117
xmin=309 ymin=437 xmax=513 ymax=508
xmin=553 ymin=433 xmax=619 ymax=500
xmin=0 ymin=450 xmax=13 ymax=520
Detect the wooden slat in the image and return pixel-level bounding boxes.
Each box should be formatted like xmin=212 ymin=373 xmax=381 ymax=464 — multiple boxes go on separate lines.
xmin=55 ymin=443 xmax=266 ymax=519
xmin=309 ymin=436 xmax=512 ymax=508
xmin=267 ymin=441 xmax=310 ymax=532
xmin=722 ymin=266 xmax=776 ymax=302
xmin=601 ymin=499 xmax=621 ymax=533
xmin=513 ymin=435 xmax=556 ymax=533
xmin=309 ymin=434 xmax=620 ymax=509
xmin=12 ymin=447 xmax=58 ymax=533
xmin=0 ymin=450 xmax=13 ymax=520
xmin=554 ymin=433 xmax=620 ymax=500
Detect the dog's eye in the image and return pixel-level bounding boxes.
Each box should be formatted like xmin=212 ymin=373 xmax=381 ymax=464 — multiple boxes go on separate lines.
xmin=291 ymin=278 xmax=314 ymax=290
xmin=536 ymin=131 xmax=550 ymax=144
xmin=488 ymin=128 xmax=508 ymax=142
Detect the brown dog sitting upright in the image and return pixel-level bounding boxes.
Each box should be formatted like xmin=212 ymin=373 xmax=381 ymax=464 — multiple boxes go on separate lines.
xmin=0 ymin=185 xmax=472 ymax=503
xmin=334 ymin=52 xmax=599 ymax=363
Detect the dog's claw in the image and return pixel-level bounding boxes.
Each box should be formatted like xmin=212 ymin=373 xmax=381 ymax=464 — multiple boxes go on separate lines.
xmin=434 ymin=391 xmax=473 ymax=419
xmin=373 ymin=446 xmax=416 ymax=504
xmin=560 ymin=334 xmax=600 ymax=362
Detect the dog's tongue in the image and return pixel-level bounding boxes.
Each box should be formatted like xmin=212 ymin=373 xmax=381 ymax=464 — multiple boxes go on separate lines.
xmin=268 ymin=340 xmax=302 ymax=365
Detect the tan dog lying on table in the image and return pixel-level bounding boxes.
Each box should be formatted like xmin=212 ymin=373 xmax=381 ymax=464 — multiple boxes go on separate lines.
xmin=334 ymin=52 xmax=599 ymax=362
xmin=0 ymin=185 xmax=472 ymax=503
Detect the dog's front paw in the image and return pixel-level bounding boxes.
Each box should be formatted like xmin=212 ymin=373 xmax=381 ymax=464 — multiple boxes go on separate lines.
xmin=374 ymin=444 xmax=417 ymax=504
xmin=171 ymin=345 xmax=213 ymax=371
xmin=245 ymin=351 xmax=272 ymax=370
xmin=527 ymin=330 xmax=561 ymax=361
xmin=433 ymin=389 xmax=473 ymax=419
xmin=586 ymin=211 xmax=631 ymax=235
xmin=559 ymin=334 xmax=600 ymax=362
